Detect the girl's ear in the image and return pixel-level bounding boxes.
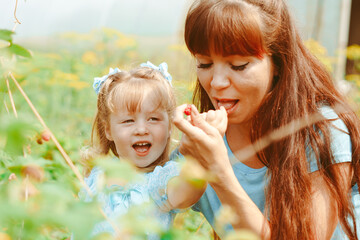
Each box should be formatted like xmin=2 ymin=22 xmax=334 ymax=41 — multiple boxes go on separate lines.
xmin=105 ymin=124 xmax=113 ymax=141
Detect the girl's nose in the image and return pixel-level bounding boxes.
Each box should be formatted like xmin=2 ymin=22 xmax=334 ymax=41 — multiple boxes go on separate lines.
xmin=134 ymin=122 xmax=149 ymax=135
xmin=211 ymin=68 xmax=230 ymax=90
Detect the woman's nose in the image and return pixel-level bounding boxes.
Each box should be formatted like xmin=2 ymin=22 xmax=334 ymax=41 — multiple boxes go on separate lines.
xmin=211 ymin=68 xmax=230 ymax=90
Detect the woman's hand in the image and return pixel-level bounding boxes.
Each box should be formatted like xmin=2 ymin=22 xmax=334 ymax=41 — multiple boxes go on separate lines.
xmin=200 ymin=107 xmax=228 ymax=136
xmin=173 ymin=104 xmax=231 ymax=176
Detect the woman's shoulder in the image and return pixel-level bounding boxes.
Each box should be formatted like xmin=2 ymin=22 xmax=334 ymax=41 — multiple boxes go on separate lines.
xmin=307 ymin=105 xmax=352 ymax=172
xmin=320 ymin=105 xmax=349 ymax=132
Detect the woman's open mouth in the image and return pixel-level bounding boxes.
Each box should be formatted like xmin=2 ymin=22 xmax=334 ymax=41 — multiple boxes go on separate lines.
xmin=132 ymin=142 xmax=152 ymax=156
xmin=216 ymin=99 xmax=239 ymax=113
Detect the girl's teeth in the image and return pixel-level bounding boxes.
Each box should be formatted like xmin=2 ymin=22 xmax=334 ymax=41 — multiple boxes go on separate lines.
xmin=136 ymin=143 xmax=148 ymax=146
xmin=133 ymin=143 xmax=151 ymax=153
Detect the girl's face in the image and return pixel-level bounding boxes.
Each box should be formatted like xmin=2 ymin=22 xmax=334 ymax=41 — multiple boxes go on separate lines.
xmin=105 ymin=98 xmax=170 ymax=168
xmin=195 ymin=53 xmax=275 ymax=125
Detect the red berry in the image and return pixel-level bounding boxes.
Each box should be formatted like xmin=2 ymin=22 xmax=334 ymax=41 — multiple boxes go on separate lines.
xmin=184 ymin=105 xmax=191 ymax=116
xmin=36 ymin=137 xmax=43 ymax=145
xmin=41 ymin=131 xmax=51 ymax=142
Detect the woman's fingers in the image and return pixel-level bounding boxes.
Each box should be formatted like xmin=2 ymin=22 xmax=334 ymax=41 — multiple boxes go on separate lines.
xmin=217 ymin=106 xmax=228 ymax=136
xmin=173 ymin=104 xmax=204 ymax=139
xmin=189 ymin=105 xmax=219 ymax=136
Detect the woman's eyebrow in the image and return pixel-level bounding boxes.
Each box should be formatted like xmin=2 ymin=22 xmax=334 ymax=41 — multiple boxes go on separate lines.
xmin=195 ymin=54 xmax=210 ymax=58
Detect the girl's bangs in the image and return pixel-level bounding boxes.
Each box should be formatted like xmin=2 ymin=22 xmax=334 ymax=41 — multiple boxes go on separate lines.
xmin=186 ymin=1 xmax=266 ymax=57
xmin=111 ymin=79 xmax=170 ymax=114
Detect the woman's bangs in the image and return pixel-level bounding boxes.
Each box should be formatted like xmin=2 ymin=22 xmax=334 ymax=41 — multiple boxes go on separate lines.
xmin=186 ymin=1 xmax=266 ymax=57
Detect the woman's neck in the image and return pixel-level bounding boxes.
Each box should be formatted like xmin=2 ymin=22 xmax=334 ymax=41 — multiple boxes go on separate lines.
xmin=226 ymin=123 xmax=265 ymax=169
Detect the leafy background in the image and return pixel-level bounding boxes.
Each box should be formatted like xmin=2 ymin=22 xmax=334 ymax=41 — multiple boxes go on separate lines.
xmin=1 ymin=2 xmax=360 ymax=240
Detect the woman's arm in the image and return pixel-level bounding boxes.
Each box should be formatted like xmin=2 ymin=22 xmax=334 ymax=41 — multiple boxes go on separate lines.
xmin=166 ymin=105 xmax=228 ymax=209
xmin=310 ymin=162 xmax=352 ymax=239
xmin=173 ymin=105 xmax=352 ymax=239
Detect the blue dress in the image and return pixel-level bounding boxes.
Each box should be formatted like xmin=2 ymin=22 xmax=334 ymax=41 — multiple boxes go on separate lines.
xmin=78 ymin=160 xmax=180 ymax=239
xmin=171 ymin=106 xmax=360 ymax=239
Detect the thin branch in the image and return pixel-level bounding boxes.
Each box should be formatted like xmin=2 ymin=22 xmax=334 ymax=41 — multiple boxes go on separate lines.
xmin=8 ymin=72 xmax=122 ymax=237
xmin=195 ymin=215 xmax=206 ymax=234
xmin=232 ymin=108 xmax=342 ymax=163
xmin=6 ymin=77 xmax=18 ymax=118
xmin=8 ymin=72 xmax=88 ymax=190
xmin=13 ymin=0 xmax=21 ymax=25
xmin=4 ymin=100 xmax=10 ymax=114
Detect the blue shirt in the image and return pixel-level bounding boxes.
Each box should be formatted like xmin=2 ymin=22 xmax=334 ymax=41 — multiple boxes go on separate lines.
xmin=77 ymin=160 xmax=180 ymax=239
xmin=171 ymin=106 xmax=360 ymax=239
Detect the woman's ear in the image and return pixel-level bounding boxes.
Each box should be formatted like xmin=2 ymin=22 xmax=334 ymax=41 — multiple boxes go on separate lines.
xmin=105 ymin=124 xmax=113 ymax=141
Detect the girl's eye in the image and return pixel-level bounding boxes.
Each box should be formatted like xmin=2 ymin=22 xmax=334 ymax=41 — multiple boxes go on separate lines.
xmin=231 ymin=62 xmax=249 ymax=71
xmin=149 ymin=117 xmax=159 ymax=122
xmin=122 ymin=119 xmax=134 ymax=124
xmin=197 ymin=63 xmax=213 ymax=69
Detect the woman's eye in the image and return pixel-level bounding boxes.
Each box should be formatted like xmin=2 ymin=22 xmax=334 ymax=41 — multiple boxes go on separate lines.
xmin=197 ymin=63 xmax=213 ymax=69
xmin=231 ymin=62 xmax=249 ymax=71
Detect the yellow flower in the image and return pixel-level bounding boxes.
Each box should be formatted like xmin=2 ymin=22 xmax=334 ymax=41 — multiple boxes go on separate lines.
xmin=0 ymin=232 xmax=11 ymax=240
xmin=68 ymin=81 xmax=89 ymax=90
xmin=101 ymin=27 xmax=124 ymax=39
xmin=47 ymin=70 xmax=79 ymax=87
xmin=304 ymin=39 xmax=327 ymax=56
xmin=44 ymin=53 xmax=61 ymax=60
xmin=347 ymin=44 xmax=360 ymax=60
xmin=126 ymin=50 xmax=137 ymax=59
xmin=115 ymin=36 xmax=136 ymax=49
xmin=60 ymin=32 xmax=92 ymax=42
xmin=169 ymin=44 xmax=190 ymax=55
xmin=82 ymin=51 xmax=98 ymax=65
xmin=95 ymin=42 xmax=106 ymax=51
xmin=346 ymin=74 xmax=360 ymax=82
xmin=304 ymin=39 xmax=334 ymax=72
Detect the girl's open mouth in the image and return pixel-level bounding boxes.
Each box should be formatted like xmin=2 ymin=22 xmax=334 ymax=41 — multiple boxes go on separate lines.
xmin=132 ymin=142 xmax=152 ymax=156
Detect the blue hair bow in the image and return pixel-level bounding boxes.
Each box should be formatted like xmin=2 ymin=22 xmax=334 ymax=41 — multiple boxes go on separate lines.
xmin=93 ymin=67 xmax=121 ymax=94
xmin=140 ymin=61 xmax=172 ymax=86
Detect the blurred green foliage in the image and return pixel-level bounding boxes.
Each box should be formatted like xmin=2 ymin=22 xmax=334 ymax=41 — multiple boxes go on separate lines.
xmin=3 ymin=28 xmax=354 ymax=240
xmin=0 ymin=28 xmax=214 ymax=239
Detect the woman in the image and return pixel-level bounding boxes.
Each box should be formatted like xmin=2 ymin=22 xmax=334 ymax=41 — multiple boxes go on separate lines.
xmin=173 ymin=0 xmax=360 ymax=239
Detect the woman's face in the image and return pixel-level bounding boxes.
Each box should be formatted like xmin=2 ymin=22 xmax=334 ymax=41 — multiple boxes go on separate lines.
xmin=195 ymin=53 xmax=275 ymax=125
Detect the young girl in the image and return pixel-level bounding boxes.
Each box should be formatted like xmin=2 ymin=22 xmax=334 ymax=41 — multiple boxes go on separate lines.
xmin=78 ymin=63 xmax=227 ymax=239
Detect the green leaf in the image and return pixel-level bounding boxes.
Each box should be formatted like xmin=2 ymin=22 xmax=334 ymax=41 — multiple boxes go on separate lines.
xmin=0 ymin=29 xmax=14 ymax=42
xmin=0 ymin=117 xmax=36 ymax=156
xmin=8 ymin=43 xmax=32 ymax=58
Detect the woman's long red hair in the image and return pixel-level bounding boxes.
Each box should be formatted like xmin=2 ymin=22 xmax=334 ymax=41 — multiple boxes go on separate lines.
xmin=185 ymin=0 xmax=360 ymax=239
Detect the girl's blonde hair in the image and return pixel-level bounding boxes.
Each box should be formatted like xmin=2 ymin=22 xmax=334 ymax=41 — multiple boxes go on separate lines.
xmin=85 ymin=66 xmax=176 ymax=173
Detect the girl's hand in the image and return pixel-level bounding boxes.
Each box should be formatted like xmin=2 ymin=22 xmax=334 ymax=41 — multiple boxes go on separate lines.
xmin=174 ymin=104 xmax=232 ymax=177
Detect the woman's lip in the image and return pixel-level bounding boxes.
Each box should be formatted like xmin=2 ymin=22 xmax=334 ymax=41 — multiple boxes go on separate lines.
xmin=216 ymin=100 xmax=239 ymax=113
